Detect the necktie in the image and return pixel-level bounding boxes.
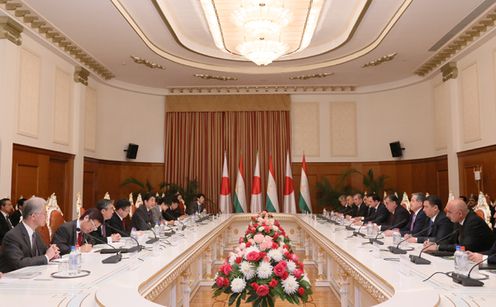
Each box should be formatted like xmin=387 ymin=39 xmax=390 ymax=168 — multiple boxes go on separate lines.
xmin=77 ymin=231 xmax=83 ymax=246
xmin=6 ymin=216 xmax=13 ymax=229
xmin=410 ymin=214 xmax=417 ymax=232
xmin=427 ymin=219 xmax=433 ymax=236
xmin=101 ymin=225 xmax=106 ymax=237
xmin=122 ymin=219 xmax=126 ymax=230
xmin=31 ymin=233 xmax=39 ymax=256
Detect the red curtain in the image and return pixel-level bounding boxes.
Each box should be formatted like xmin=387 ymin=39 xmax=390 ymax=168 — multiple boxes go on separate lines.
xmin=164 ymin=100 xmax=291 ymax=212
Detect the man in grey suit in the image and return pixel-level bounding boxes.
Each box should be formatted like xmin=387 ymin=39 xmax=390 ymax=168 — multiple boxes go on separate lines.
xmin=0 ymin=197 xmax=60 ymax=273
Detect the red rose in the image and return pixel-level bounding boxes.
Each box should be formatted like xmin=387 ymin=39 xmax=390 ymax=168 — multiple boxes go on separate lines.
xmin=282 ymin=271 xmax=289 ymax=280
xmin=235 ymin=257 xmax=242 ymax=264
xmin=222 ymin=264 xmax=232 ymax=275
xmin=264 ymin=226 xmax=270 ymax=233
xmin=275 ymin=221 xmax=281 ymax=227
xmin=284 ymin=252 xmax=291 ymax=259
xmin=273 ymin=233 xmax=279 ymax=240
xmin=223 ymin=277 xmax=230 ymax=287
xmin=283 ymin=244 xmax=289 ymax=250
xmin=246 ymin=241 xmax=252 ymax=248
xmin=251 ymin=282 xmax=259 ymax=290
xmin=259 ymin=252 xmax=267 ymax=259
xmin=256 ymin=284 xmax=270 ymax=297
xmin=291 ymin=254 xmax=299 ymax=261
xmin=293 ymin=269 xmax=303 ymax=279
xmin=298 ymin=287 xmax=305 ymax=296
xmin=272 ymin=242 xmax=279 ymax=249
xmin=240 ymin=237 xmax=245 ymax=243
xmin=268 ymin=279 xmax=278 ymax=288
xmin=273 ymin=262 xmax=287 ymax=277
xmin=246 ymin=251 xmax=260 ymax=262
xmin=216 ymin=276 xmax=224 ymax=287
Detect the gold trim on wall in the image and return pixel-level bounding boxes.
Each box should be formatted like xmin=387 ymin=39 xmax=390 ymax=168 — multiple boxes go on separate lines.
xmin=168 ymin=85 xmax=356 ymax=95
xmin=362 ymin=52 xmax=397 ymax=68
xmin=193 ymin=73 xmax=237 ymax=81
xmin=74 ymin=66 xmax=89 ymax=86
xmin=414 ymin=6 xmax=496 ymax=77
xmin=166 ymin=94 xmax=291 ymax=112
xmin=0 ymin=1 xmax=114 ymax=80
xmin=289 ymin=72 xmax=333 ymax=80
xmin=0 ymin=15 xmax=23 ymax=45
xmin=130 ymin=55 xmax=166 ymax=70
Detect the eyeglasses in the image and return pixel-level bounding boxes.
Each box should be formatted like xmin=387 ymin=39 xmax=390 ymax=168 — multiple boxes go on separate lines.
xmin=89 ymin=219 xmax=99 ymax=231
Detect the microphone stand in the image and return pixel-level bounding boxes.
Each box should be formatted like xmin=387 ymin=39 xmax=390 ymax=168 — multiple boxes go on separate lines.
xmin=388 ymin=226 xmax=430 ymax=254
xmin=353 ymin=223 xmax=366 ymax=237
xmin=409 ymin=229 xmax=459 ymax=265
xmin=105 ymin=222 xmax=143 ymax=253
xmin=365 ymin=219 xmax=408 ymax=246
xmin=79 ymin=228 xmax=122 ymax=264
xmin=144 ymin=223 xmax=160 ymax=244
xmin=451 ymin=252 xmax=496 ymax=287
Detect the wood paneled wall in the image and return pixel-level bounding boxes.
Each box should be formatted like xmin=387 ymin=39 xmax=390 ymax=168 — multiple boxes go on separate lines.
xmin=11 ymin=144 xmax=74 ymax=219
xmin=291 ymin=155 xmax=448 ymax=212
xmin=83 ymin=157 xmax=165 ymax=208
xmin=458 ymin=145 xmax=496 ymax=198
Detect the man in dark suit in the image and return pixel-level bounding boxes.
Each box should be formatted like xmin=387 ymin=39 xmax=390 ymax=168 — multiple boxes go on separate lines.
xmin=132 ymin=193 xmax=156 ymax=230
xmin=406 ymin=195 xmax=453 ymax=243
xmin=107 ymin=199 xmax=131 ymax=236
xmin=9 ymin=198 xmax=25 ymax=227
xmin=187 ymin=193 xmax=206 ymax=215
xmin=0 ymin=197 xmax=60 ymax=273
xmin=90 ymin=199 xmax=121 ymax=243
xmin=0 ymin=198 xmax=14 ymax=244
xmin=425 ymin=199 xmax=495 ymax=253
xmin=364 ymin=195 xmax=375 ymax=220
xmin=401 ymin=193 xmax=428 ymax=236
xmin=52 ymin=208 xmax=103 ymax=255
xmin=381 ymin=194 xmax=410 ymax=232
xmin=468 ymin=240 xmax=496 ymax=265
xmin=352 ymin=193 xmax=368 ymax=218
xmin=363 ymin=195 xmax=390 ymax=225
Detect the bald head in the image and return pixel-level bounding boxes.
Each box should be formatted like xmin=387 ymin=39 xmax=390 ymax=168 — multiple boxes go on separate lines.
xmin=446 ymin=198 xmax=468 ymax=223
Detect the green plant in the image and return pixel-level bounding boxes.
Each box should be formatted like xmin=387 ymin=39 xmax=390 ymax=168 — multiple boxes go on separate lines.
xmin=361 ymin=169 xmax=388 ymax=196
xmin=120 ymin=177 xmax=200 ymax=204
xmin=315 ymin=170 xmax=356 ymax=210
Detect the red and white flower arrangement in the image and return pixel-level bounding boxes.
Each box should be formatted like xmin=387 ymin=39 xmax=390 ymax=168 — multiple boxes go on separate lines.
xmin=212 ymin=211 xmax=312 ymax=306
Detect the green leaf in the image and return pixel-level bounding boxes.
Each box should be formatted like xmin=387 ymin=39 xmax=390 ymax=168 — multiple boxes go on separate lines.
xmin=236 ymin=294 xmax=242 ymax=307
xmin=267 ymin=296 xmax=274 ymax=307
xmin=246 ymin=295 xmax=258 ymax=303
xmin=228 ymin=293 xmax=238 ymax=306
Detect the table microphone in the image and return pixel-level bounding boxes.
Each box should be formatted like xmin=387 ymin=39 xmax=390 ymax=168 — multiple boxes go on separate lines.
xmin=366 ymin=219 xmax=407 ymax=245
xmin=77 ymin=228 xmax=122 ymax=264
xmin=388 ymin=225 xmax=431 ymax=254
xmin=144 ymin=223 xmax=160 ymax=244
xmin=105 ymin=222 xmax=143 ymax=253
xmin=409 ymin=228 xmax=459 ymax=265
xmin=353 ymin=223 xmax=367 ymax=237
xmin=344 ymin=220 xmax=355 ymax=231
xmin=451 ymin=252 xmax=496 ymax=287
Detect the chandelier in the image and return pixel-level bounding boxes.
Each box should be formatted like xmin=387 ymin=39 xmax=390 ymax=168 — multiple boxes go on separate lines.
xmin=232 ymin=0 xmax=292 ymax=65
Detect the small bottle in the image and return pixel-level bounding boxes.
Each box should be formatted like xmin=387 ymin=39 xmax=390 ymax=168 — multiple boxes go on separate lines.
xmin=154 ymin=222 xmax=160 ymax=236
xmin=392 ymin=229 xmax=401 ymax=245
xmin=454 ymin=245 xmax=462 ymax=274
xmin=68 ymin=246 xmax=78 ymax=276
xmin=366 ymin=222 xmax=373 ymax=237
xmin=459 ymin=246 xmax=468 ymax=275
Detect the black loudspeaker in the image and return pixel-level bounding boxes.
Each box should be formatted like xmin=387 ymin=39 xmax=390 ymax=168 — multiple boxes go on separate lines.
xmin=125 ymin=143 xmax=139 ymax=159
xmin=389 ymin=141 xmax=403 ymax=158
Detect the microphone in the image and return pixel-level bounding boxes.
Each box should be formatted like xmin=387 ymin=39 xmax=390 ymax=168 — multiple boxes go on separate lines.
xmin=451 ymin=252 xmax=496 ymax=287
xmin=76 ymin=228 xmax=122 ymax=264
xmin=353 ymin=223 xmax=367 ymax=237
xmin=344 ymin=220 xmax=355 ymax=231
xmin=388 ymin=224 xmax=431 ymax=254
xmin=409 ymin=228 xmax=459 ymax=265
xmin=144 ymin=223 xmax=160 ymax=244
xmin=367 ymin=219 xmax=408 ymax=245
xmin=105 ymin=222 xmax=143 ymax=253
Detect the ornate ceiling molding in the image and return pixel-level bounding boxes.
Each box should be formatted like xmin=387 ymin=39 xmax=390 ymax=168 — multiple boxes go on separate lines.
xmin=74 ymin=66 xmax=89 ymax=86
xmin=168 ymin=85 xmax=356 ymax=95
xmin=0 ymin=0 xmax=115 ymax=80
xmin=111 ymin=0 xmax=413 ymax=74
xmin=415 ymin=6 xmax=496 ymax=77
xmin=0 ymin=15 xmax=22 ymax=45
xmin=362 ymin=52 xmax=397 ymax=68
xmin=289 ymin=72 xmax=333 ymax=80
xmin=130 ymin=55 xmax=166 ymax=70
xmin=193 ymin=74 xmax=237 ymax=81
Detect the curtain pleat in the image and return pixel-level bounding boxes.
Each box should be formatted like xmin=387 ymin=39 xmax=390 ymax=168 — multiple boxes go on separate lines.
xmin=164 ymin=103 xmax=291 ymax=212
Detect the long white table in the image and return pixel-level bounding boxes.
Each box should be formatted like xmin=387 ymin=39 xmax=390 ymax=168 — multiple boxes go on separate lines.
xmin=0 ymin=214 xmax=495 ymax=306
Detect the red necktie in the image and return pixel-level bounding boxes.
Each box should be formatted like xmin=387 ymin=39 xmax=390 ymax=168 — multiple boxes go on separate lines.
xmin=77 ymin=232 xmax=83 ymax=246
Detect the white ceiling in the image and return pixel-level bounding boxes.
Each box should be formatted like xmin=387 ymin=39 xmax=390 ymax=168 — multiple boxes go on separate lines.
xmin=10 ymin=0 xmax=496 ymax=90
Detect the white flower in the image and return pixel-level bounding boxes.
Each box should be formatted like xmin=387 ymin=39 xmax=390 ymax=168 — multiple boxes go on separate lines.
xmin=282 ymin=275 xmax=299 ymax=294
xmin=231 ymin=277 xmax=246 ymax=293
xmin=239 ymin=243 xmax=246 ymax=250
xmin=240 ymin=261 xmax=256 ymax=279
xmin=257 ymin=261 xmax=273 ymax=279
xmin=272 ymin=225 xmax=279 ymax=231
xmin=258 ymin=226 xmax=264 ymax=232
xmin=228 ymin=253 xmax=237 ymax=265
xmin=267 ymin=248 xmax=283 ymax=262
xmin=286 ymin=260 xmax=296 ymax=273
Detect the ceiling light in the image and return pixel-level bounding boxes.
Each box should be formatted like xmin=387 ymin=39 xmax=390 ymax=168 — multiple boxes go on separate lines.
xmin=237 ymin=39 xmax=288 ymax=66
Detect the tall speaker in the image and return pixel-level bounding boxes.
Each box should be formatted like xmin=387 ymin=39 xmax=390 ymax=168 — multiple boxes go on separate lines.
xmin=389 ymin=141 xmax=403 ymax=158
xmin=125 ymin=143 xmax=139 ymax=159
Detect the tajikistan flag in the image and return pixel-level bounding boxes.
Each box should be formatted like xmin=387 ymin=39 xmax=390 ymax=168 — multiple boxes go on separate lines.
xmin=266 ymin=155 xmax=279 ymax=212
xmin=298 ymin=154 xmax=312 ymax=213
xmin=219 ymin=152 xmax=231 ymax=213
xmin=250 ymin=152 xmax=262 ymax=213
xmin=283 ymin=152 xmax=297 ymax=214
xmin=233 ymin=156 xmax=247 ymax=213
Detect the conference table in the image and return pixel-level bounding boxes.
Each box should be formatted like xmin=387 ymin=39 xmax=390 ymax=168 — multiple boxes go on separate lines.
xmin=0 ymin=214 xmax=495 ymax=306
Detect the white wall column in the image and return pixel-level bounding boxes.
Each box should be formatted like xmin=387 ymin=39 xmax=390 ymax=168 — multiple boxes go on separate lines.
xmin=446 ymin=77 xmax=461 ymax=196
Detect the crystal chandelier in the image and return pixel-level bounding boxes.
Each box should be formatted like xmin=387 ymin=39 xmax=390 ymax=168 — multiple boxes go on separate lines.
xmin=233 ymin=0 xmax=292 ymax=65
